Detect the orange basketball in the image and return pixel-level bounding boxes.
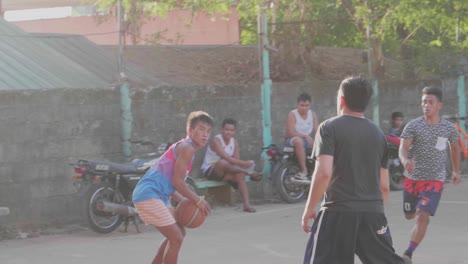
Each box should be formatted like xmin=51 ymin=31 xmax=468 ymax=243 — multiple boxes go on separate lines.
xmin=175 ymin=199 xmax=206 ymax=228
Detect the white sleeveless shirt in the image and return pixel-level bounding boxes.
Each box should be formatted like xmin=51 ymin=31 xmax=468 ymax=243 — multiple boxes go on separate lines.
xmin=201 ymin=134 xmax=235 ymax=173
xmin=292 ymin=109 xmax=314 ymax=136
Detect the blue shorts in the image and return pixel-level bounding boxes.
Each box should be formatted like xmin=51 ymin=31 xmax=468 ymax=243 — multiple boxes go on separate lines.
xmin=285 ymin=137 xmax=312 ymax=150
xmin=403 ymin=177 xmax=444 ymax=216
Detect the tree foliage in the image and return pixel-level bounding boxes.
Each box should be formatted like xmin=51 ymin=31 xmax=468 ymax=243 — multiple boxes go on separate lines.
xmin=91 ymin=0 xmax=468 ymax=79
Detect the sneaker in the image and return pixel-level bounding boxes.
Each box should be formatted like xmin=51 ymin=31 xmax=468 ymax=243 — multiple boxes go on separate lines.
xmin=294 ymin=172 xmax=308 ymax=180
xmin=401 ymin=254 xmax=412 ymax=264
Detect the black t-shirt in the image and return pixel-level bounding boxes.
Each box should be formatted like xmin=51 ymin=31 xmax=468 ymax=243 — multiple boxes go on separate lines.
xmin=313 ymin=115 xmax=388 ymax=213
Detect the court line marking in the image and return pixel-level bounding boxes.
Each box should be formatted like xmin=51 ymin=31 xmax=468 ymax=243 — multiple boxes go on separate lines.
xmin=211 ymin=204 xmax=304 ymax=221
xmin=393 ymin=199 xmax=468 ymax=204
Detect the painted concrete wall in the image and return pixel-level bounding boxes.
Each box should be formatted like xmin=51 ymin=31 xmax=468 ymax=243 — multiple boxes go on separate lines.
xmin=0 ymin=78 xmax=465 ymax=226
xmin=12 ymin=9 xmax=240 ymax=45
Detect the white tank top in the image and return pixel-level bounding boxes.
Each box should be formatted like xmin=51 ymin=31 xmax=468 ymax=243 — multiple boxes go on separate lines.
xmin=292 ymin=109 xmax=313 ymax=136
xmin=201 ymin=134 xmax=235 ymax=173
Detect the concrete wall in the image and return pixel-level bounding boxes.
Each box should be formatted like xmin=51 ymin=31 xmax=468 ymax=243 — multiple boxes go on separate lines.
xmin=0 ymin=88 xmax=122 ymax=227
xmin=0 ymin=77 xmax=465 ymax=226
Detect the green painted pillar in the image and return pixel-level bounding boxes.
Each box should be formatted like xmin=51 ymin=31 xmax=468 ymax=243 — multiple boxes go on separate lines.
xmin=458 ymin=75 xmax=466 ymax=133
xmin=259 ymin=8 xmax=272 ymax=178
xmin=372 ymin=79 xmax=380 ymax=125
xmin=120 ymin=81 xmax=133 ymax=161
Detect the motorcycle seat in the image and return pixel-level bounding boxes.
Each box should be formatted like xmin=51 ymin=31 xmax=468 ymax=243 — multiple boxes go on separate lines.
xmin=85 ymin=160 xmax=140 ymax=174
xmin=281 ymin=145 xmax=313 ymax=156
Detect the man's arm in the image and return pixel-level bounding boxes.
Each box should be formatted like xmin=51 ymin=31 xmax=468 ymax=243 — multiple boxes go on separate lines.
xmin=450 ymin=141 xmax=461 ymax=185
xmin=380 ymin=168 xmax=389 ymax=207
xmin=173 ymin=143 xmax=200 ymax=203
xmin=173 ymin=143 xmax=210 ymax=215
xmin=302 ymin=155 xmax=333 ymax=232
xmin=312 ymin=111 xmax=319 ymax=137
xmin=233 ymin=140 xmax=240 ymax=160
xmin=399 ymin=138 xmax=414 ymax=174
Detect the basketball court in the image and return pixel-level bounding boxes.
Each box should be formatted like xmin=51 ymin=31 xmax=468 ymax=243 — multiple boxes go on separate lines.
xmin=1 ymin=180 xmax=467 ymax=264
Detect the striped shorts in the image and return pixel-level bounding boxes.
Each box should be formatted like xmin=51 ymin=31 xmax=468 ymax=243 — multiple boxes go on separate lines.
xmin=134 ymin=199 xmax=176 ymax=227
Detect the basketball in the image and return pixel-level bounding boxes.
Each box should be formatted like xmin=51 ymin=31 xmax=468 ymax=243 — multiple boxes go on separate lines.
xmin=175 ymin=199 xmax=206 ymax=228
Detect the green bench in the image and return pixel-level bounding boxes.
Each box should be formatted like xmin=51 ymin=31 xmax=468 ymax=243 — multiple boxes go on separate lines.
xmin=188 ymin=176 xmax=251 ymax=204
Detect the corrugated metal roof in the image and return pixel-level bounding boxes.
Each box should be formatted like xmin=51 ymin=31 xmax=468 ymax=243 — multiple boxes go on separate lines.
xmin=0 ymin=19 xmax=162 ymax=90
xmin=3 ymin=0 xmax=83 ymax=11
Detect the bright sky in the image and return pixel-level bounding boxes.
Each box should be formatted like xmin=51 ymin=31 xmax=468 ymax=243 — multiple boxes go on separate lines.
xmin=4 ymin=7 xmax=72 ymax=22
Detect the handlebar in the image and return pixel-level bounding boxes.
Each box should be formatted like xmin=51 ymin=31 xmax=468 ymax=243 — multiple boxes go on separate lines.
xmin=261 ymin=144 xmax=278 ymax=150
xmin=442 ymin=115 xmax=467 ymax=121
xmin=130 ymin=140 xmax=157 ymax=146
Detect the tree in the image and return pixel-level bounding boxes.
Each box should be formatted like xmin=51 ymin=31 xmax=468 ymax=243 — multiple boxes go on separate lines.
xmin=91 ymin=0 xmax=236 ymax=44
xmin=393 ymin=0 xmax=468 ymax=76
xmin=91 ymin=0 xmax=468 ymax=79
xmin=339 ymin=0 xmax=397 ymax=79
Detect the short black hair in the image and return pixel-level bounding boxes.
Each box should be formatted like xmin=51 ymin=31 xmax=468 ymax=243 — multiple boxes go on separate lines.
xmin=297 ymin=93 xmax=311 ymax=103
xmin=391 ymin=112 xmax=404 ymax=120
xmin=422 ymin=86 xmax=443 ymax=102
xmin=339 ymin=76 xmax=373 ymax=112
xmin=222 ymin=118 xmax=237 ymax=128
xmin=186 ymin=111 xmax=214 ymax=132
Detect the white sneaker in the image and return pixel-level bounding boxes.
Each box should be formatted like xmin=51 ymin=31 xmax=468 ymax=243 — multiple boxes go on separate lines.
xmin=294 ymin=172 xmax=308 ymax=180
xmin=402 ymin=254 xmax=412 ymax=264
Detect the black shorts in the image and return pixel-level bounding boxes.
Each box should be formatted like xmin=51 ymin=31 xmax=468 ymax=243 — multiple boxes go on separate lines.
xmin=203 ymin=165 xmax=238 ymax=190
xmin=204 ymin=165 xmax=221 ymax=180
xmin=303 ymin=210 xmax=404 ymax=264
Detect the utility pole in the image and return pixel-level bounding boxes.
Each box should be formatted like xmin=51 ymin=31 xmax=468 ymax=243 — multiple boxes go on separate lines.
xmin=367 ymin=22 xmax=380 ymax=125
xmin=0 ymin=0 xmax=4 ymax=18
xmin=258 ymin=2 xmax=273 ymax=199
xmin=456 ymin=14 xmax=466 ymax=133
xmin=117 ymin=0 xmax=133 ymax=161
xmin=117 ymin=0 xmax=124 ymax=74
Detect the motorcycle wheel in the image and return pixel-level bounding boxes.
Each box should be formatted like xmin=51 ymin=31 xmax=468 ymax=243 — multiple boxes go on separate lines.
xmin=389 ymin=167 xmax=404 ymax=191
xmin=274 ymin=162 xmax=307 ymax=203
xmin=84 ymin=182 xmax=124 ymax=234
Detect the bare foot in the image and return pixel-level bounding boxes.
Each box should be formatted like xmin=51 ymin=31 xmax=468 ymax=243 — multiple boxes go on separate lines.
xmin=249 ymin=172 xmax=263 ymax=182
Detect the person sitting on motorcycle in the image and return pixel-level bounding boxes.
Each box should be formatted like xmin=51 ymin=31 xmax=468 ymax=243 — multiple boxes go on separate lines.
xmin=201 ymin=118 xmax=262 ymax=213
xmin=389 ymin=111 xmax=404 ymax=136
xmin=285 ymin=93 xmax=319 ymax=180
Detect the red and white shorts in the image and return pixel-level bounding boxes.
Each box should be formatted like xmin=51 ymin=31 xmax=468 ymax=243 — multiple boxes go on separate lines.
xmin=134 ymin=199 xmax=176 ymax=227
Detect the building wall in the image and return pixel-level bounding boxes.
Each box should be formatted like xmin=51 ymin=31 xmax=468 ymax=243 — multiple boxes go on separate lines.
xmin=12 ymin=9 xmax=240 ymax=45
xmin=0 ymin=78 xmax=465 ymax=226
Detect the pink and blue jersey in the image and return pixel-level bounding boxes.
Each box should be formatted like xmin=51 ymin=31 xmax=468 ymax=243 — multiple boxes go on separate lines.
xmin=132 ymin=137 xmax=194 ymax=205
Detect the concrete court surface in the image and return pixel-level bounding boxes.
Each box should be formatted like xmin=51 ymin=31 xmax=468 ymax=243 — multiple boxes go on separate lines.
xmin=1 ymin=181 xmax=467 ymax=264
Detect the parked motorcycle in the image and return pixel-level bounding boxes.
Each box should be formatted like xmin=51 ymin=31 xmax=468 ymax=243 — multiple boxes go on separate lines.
xmin=263 ymin=144 xmax=315 ymax=203
xmin=385 ymin=134 xmax=404 ymax=190
xmin=70 ymin=142 xmax=169 ymax=234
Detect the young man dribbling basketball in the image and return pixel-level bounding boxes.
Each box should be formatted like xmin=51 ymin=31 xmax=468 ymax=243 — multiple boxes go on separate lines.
xmin=399 ymin=87 xmax=461 ymax=264
xmin=132 ymin=111 xmax=213 ymax=264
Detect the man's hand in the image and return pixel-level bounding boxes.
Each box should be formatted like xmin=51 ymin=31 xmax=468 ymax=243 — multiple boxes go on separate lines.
xmin=452 ymin=171 xmax=462 ymax=185
xmin=196 ymin=198 xmax=211 ymax=216
xmin=242 ymin=160 xmax=255 ymax=168
xmin=402 ymin=158 xmax=415 ymax=174
xmin=301 ymin=209 xmax=316 ymax=233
